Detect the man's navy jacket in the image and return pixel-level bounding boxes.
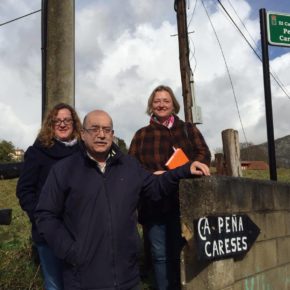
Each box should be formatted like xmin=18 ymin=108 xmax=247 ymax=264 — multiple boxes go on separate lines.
xmin=35 ymin=144 xmax=192 ymax=290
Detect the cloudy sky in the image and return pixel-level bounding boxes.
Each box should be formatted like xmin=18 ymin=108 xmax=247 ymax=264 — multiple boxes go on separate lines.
xmin=0 ymin=0 xmax=290 ymax=156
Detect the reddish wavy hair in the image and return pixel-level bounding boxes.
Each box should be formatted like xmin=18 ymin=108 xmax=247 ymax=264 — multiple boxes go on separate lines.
xmin=37 ymin=103 xmax=82 ymax=148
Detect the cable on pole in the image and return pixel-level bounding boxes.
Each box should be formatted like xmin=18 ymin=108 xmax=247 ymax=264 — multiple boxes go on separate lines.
xmin=217 ymin=0 xmax=290 ymax=99
xmin=201 ymin=0 xmax=249 ymax=145
xmin=0 ymin=10 xmax=41 ymax=27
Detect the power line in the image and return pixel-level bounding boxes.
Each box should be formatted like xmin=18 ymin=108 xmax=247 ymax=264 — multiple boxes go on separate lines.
xmin=186 ymin=0 xmax=199 ymax=73
xmin=226 ymin=0 xmax=259 ymax=53
xmin=0 ymin=10 xmax=41 ymax=27
xmin=188 ymin=36 xmax=197 ymax=74
xmin=187 ymin=0 xmax=199 ymax=27
xmin=200 ymin=0 xmax=249 ymax=145
xmin=217 ymin=0 xmax=290 ymax=99
xmin=225 ymin=0 xmax=290 ymax=100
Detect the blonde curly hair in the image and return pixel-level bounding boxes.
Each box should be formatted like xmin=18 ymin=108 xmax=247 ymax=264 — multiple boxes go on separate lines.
xmin=37 ymin=103 xmax=82 ymax=148
xmin=146 ymin=85 xmax=180 ymax=116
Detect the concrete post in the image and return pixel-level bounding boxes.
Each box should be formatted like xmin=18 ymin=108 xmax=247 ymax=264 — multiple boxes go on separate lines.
xmin=42 ymin=0 xmax=75 ymax=119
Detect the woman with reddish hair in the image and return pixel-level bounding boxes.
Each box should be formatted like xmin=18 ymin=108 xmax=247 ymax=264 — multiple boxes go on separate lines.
xmin=17 ymin=103 xmax=82 ymax=290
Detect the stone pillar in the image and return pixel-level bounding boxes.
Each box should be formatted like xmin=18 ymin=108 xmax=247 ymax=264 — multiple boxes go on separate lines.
xmin=179 ymin=178 xmax=235 ymax=290
xmin=42 ymin=0 xmax=75 ymax=119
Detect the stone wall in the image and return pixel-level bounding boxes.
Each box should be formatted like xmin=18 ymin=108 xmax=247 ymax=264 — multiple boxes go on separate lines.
xmin=179 ymin=176 xmax=290 ymax=290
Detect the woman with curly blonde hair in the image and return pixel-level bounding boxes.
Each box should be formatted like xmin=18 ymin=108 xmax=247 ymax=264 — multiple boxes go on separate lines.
xmin=129 ymin=85 xmax=211 ymax=290
xmin=17 ymin=103 xmax=82 ymax=290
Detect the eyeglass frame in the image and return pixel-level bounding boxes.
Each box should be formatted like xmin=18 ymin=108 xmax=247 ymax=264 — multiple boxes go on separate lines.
xmin=53 ymin=118 xmax=73 ymax=126
xmin=82 ymin=126 xmax=114 ymax=136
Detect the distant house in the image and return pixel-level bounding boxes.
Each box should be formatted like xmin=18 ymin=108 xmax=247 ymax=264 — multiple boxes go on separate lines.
xmin=9 ymin=148 xmax=25 ymax=162
xmin=241 ymin=161 xmax=269 ymax=170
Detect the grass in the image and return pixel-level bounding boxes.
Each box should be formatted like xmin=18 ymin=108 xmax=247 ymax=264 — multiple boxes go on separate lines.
xmin=243 ymin=167 xmax=290 ymax=183
xmin=0 ymin=179 xmax=43 ymax=290
xmin=1 ymin=169 xmax=289 ymax=289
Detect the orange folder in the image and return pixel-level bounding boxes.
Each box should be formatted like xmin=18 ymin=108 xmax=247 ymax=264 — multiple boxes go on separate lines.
xmin=165 ymin=148 xmax=189 ymax=169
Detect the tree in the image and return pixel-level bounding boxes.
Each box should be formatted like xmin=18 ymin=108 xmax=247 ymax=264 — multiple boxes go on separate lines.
xmin=116 ymin=137 xmax=128 ymax=154
xmin=239 ymin=142 xmax=254 ymax=150
xmin=0 ymin=140 xmax=15 ymax=163
xmin=240 ymin=144 xmax=268 ymax=162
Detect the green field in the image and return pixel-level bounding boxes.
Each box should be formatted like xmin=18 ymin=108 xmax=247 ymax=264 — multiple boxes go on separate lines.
xmin=1 ymin=170 xmax=289 ymax=289
xmin=0 ymin=179 xmax=42 ymax=290
xmin=242 ymin=167 xmax=290 ymax=182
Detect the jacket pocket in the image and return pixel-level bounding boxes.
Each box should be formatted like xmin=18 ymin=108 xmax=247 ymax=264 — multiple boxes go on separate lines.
xmin=65 ymin=241 xmax=80 ymax=266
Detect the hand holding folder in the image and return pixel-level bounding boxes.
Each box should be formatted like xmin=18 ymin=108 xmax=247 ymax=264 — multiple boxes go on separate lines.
xmin=165 ymin=147 xmax=189 ymax=169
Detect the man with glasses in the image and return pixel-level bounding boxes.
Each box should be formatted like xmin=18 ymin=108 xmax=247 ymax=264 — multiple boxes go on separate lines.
xmin=35 ymin=109 xmax=210 ymax=290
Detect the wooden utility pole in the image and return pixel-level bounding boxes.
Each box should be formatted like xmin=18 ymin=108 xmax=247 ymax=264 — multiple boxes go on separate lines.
xmin=175 ymin=0 xmax=193 ymax=123
xmin=222 ymin=129 xmax=242 ymax=177
xmin=41 ymin=0 xmax=75 ymax=120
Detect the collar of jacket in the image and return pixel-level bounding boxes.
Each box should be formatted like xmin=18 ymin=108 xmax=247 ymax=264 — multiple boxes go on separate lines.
xmin=150 ymin=114 xmax=182 ymax=130
xmin=33 ymin=138 xmax=80 ymax=158
xmin=79 ymin=141 xmax=123 ymax=167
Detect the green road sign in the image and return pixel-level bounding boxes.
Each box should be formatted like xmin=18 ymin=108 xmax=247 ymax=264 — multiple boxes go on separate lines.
xmin=267 ymin=12 xmax=290 ymax=47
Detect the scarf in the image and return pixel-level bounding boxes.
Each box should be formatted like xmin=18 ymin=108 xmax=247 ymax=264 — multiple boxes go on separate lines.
xmin=55 ymin=137 xmax=78 ymax=147
xmin=151 ymin=114 xmax=175 ymax=129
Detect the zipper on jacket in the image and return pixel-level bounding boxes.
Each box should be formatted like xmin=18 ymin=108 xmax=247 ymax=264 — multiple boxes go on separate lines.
xmin=102 ymin=175 xmax=119 ymax=288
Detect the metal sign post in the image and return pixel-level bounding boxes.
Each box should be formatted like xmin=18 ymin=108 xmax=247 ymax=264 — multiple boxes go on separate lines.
xmin=260 ymin=8 xmax=277 ymax=181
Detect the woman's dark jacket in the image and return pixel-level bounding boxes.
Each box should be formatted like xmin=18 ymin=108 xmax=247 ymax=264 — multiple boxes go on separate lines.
xmin=16 ymin=139 xmax=80 ymax=243
xmin=128 ymin=115 xmax=211 ymax=224
xmin=34 ymin=143 xmax=193 ymax=290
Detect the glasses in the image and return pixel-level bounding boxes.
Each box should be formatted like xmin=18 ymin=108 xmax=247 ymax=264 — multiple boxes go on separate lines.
xmin=53 ymin=118 xmax=73 ymax=126
xmin=83 ymin=126 xmax=113 ymax=136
